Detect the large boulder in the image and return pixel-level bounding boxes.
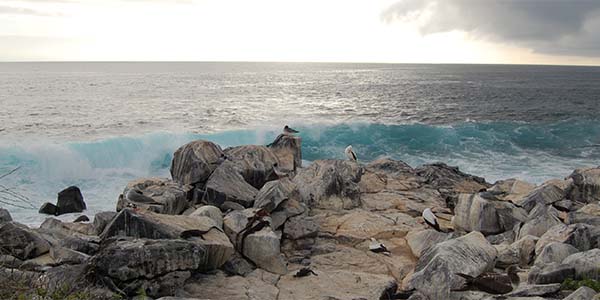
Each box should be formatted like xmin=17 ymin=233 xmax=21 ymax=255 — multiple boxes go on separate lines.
xmin=0 ymin=208 xmax=12 ymax=223
xmin=405 ymin=231 xmax=497 ymax=299
xmin=38 ymin=202 xmax=57 ymax=215
xmin=406 ymin=229 xmax=449 ymax=258
xmin=189 ymin=205 xmax=223 ymax=228
xmin=0 ymin=221 xmax=50 ymax=260
xmin=92 ymin=211 xmax=117 ymax=235
xmin=568 ymin=167 xmax=600 ymax=203
xmin=488 ymin=178 xmax=536 ymax=203
xmin=293 ymin=160 xmax=362 ymax=210
xmin=453 ymin=193 xmax=527 ymax=235
xmin=267 ymin=134 xmax=302 ymax=173
xmin=562 ymin=248 xmax=600 ymax=280
xmin=254 ymin=178 xmax=298 ymax=213
xmin=535 ymin=223 xmax=594 ymax=254
xmin=283 ymin=215 xmax=319 ymax=240
xmin=518 ymin=212 xmax=563 ymax=238
xmin=495 ymin=235 xmax=537 ymax=267
xmin=242 ymin=226 xmax=288 ymax=275
xmin=534 ymin=242 xmax=579 ymax=268
xmin=117 ymin=177 xmax=192 ymax=215
xmin=203 ymin=160 xmax=259 ymax=208
xmin=517 ymin=179 xmax=571 ymax=212
xmin=224 ymin=145 xmax=280 ymax=189
xmin=170 ymin=140 xmax=224 ymax=185
xmin=56 ymin=186 xmax=86 ymax=215
xmin=567 ymin=203 xmax=600 ymax=226
xmin=92 ymin=238 xmax=204 ymax=296
xmin=100 ymin=209 xmax=233 ymax=270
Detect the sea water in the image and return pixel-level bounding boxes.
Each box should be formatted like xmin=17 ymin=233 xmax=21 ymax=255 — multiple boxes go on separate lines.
xmin=1 ymin=62 xmax=599 ymax=225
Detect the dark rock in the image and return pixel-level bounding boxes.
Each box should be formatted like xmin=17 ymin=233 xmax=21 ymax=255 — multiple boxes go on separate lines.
xmin=38 ymin=202 xmax=57 ymax=215
xmin=0 ymin=208 xmax=11 ymax=224
xmin=170 ymin=140 xmax=224 ymax=185
xmin=254 ymin=178 xmax=297 ymax=212
xmin=0 ymin=221 xmax=50 ymax=259
xmin=267 ymin=134 xmax=302 ymax=173
xmin=568 ymin=167 xmax=600 ymax=203
xmin=73 ymin=215 xmax=89 ymax=223
xmin=35 ymin=225 xmax=99 ymax=255
xmin=528 ymin=263 xmax=576 ymax=284
xmin=117 ymin=177 xmax=192 ymax=215
xmin=56 ymin=186 xmax=86 ymax=215
xmin=293 ymin=160 xmax=363 ymax=210
xmin=486 ymin=223 xmax=520 ymax=245
xmin=0 ymin=254 xmax=23 ymax=268
xmin=562 ymin=248 xmax=600 ymax=280
xmin=92 ymin=211 xmax=117 ymax=235
xmin=224 ymin=145 xmax=280 ymax=189
xmin=203 ymin=160 xmax=258 ymax=208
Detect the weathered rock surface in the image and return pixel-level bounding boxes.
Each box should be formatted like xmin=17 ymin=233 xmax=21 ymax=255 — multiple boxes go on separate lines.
xmin=569 ymin=167 xmax=600 ymax=203
xmin=528 ymin=263 xmax=576 ymax=284
xmin=92 ymin=211 xmax=117 ymax=235
xmin=453 ymin=193 xmax=527 ymax=235
xmin=488 ymin=178 xmax=536 ymax=203
xmin=224 ymin=145 xmax=280 ymax=189
xmin=0 ymin=221 xmax=50 ymax=260
xmin=49 ymin=246 xmax=90 ymax=265
xmin=359 ymin=158 xmax=423 ymax=194
xmin=189 ymin=205 xmax=223 ymax=228
xmin=506 ymin=283 xmax=561 ymax=297
xmin=242 ymin=226 xmax=287 ymax=275
xmin=535 ymin=223 xmax=594 ymax=254
xmin=406 ymin=229 xmax=449 ymax=258
xmin=254 ymin=178 xmax=297 ymax=212
xmin=406 ymin=231 xmax=497 ymax=299
xmin=293 ymin=160 xmax=362 ymax=210
xmin=564 ymin=286 xmax=598 ymax=300
xmin=117 ymin=177 xmax=192 ymax=215
xmin=567 ymin=203 xmax=600 ymax=225
xmin=203 ymin=160 xmax=259 ymax=208
xmin=534 ymin=242 xmax=579 ymax=268
xmin=101 ymin=209 xmax=233 ymax=270
xmin=518 ymin=211 xmax=563 ymax=238
xmin=184 ymin=269 xmax=279 ymax=300
xmin=56 ymin=186 xmax=86 ymax=215
xmin=495 ymin=235 xmax=537 ymax=267
xmin=283 ymin=215 xmax=319 ymax=240
xmin=267 ymin=134 xmax=302 ymax=173
xmin=361 ymin=188 xmax=446 ymax=217
xmin=517 ymin=179 xmax=570 ymax=212
xmin=562 ymin=248 xmax=600 ymax=280
xmin=170 ymin=140 xmax=224 ymax=185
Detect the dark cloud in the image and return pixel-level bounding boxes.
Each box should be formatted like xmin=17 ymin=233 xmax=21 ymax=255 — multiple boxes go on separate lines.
xmin=382 ymin=0 xmax=600 ymax=57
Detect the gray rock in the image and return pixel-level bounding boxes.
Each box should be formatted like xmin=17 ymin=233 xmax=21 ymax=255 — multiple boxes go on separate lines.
xmin=254 ymin=178 xmax=297 ymax=212
xmin=122 ymin=270 xmax=191 ymax=298
xmin=569 ymin=167 xmax=600 ymax=203
xmin=40 ymin=217 xmax=93 ymax=236
xmin=0 ymin=208 xmax=11 ymax=224
xmin=117 ymin=177 xmax=192 ymax=215
xmin=38 ymin=202 xmax=57 ymax=215
xmin=518 ymin=179 xmax=570 ymax=212
xmin=406 ymin=231 xmax=497 ymax=299
xmin=518 ymin=212 xmax=563 ymax=238
xmin=49 ymin=246 xmax=90 ymax=265
xmin=564 ymin=286 xmax=598 ymax=300
xmin=566 ymin=203 xmax=600 ymax=226
xmin=534 ymin=242 xmax=579 ymax=268
xmin=92 ymin=211 xmax=117 ymax=235
xmin=0 ymin=254 xmax=23 ymax=268
xmin=0 ymin=221 xmax=50 ymax=259
xmin=203 ymin=160 xmax=259 ymax=208
xmin=189 ymin=205 xmax=223 ymax=228
xmin=270 ymin=198 xmax=306 ymax=230
xmin=221 ymin=200 xmax=245 ymax=211
xmin=506 ymin=283 xmax=561 ymax=297
xmin=35 ymin=224 xmax=99 ymax=255
xmin=453 ymin=193 xmax=527 ymax=235
xmin=486 ymin=224 xmax=519 ymax=245
xmin=267 ymin=134 xmax=302 ymax=173
xmin=56 ymin=186 xmax=86 ymax=215
xmin=536 ymin=223 xmax=594 ymax=254
xmin=92 ymin=238 xmax=203 ymax=295
xmin=283 ymin=215 xmax=319 ymax=240
xmin=562 ymin=248 xmax=600 ymax=280
xmin=170 ymin=140 xmax=224 ymax=185
xmin=293 ymin=160 xmax=362 ymax=210
xmin=220 ymin=251 xmax=256 ymax=276
xmin=243 ymin=226 xmax=287 ymax=274
xmin=101 ymin=209 xmax=233 ymax=270
xmin=406 ymin=229 xmax=449 ymax=258
xmin=224 ymin=145 xmax=280 ymax=189
xmin=528 ymin=263 xmax=576 ymax=284
xmin=415 ymin=162 xmax=488 ymax=192
xmin=495 ymin=235 xmax=537 ymax=268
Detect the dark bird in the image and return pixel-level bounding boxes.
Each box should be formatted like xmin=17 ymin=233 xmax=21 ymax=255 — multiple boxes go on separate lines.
xmin=369 ymin=238 xmax=390 ymax=255
xmin=283 ymin=125 xmax=299 ymax=135
xmin=293 ymin=267 xmax=318 ymax=278
xmin=455 ymin=265 xmax=522 ymax=294
xmin=422 ymin=208 xmax=441 ymax=232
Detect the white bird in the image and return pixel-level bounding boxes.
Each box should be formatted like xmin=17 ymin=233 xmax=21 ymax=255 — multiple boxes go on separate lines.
xmin=345 ymin=145 xmax=357 ymax=161
xmin=283 ymin=125 xmax=299 ymax=135
xmin=422 ymin=208 xmax=441 ymax=232
xmin=369 ymin=238 xmax=390 ymax=255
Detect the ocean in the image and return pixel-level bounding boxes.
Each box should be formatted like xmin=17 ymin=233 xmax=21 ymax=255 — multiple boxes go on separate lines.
xmin=1 ymin=62 xmax=600 ymax=225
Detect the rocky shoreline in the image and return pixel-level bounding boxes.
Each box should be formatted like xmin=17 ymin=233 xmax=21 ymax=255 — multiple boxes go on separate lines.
xmin=1 ymin=135 xmax=599 ymax=300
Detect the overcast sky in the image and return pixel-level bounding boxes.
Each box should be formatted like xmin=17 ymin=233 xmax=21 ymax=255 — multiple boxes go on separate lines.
xmin=1 ymin=0 xmax=600 ymax=65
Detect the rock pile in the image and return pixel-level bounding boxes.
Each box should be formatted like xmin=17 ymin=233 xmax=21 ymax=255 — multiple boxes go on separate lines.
xmin=2 ymin=135 xmax=600 ymax=300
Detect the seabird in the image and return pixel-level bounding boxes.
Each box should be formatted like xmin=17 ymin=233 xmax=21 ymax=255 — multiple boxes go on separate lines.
xmin=283 ymin=125 xmax=299 ymax=135
xmin=345 ymin=145 xmax=357 ymax=162
xmin=369 ymin=238 xmax=390 ymax=255
xmin=293 ymin=267 xmax=318 ymax=278
xmin=455 ymin=265 xmax=522 ymax=294
xmin=422 ymin=208 xmax=441 ymax=232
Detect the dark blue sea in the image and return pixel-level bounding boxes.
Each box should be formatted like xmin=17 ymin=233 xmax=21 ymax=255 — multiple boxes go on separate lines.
xmin=1 ymin=62 xmax=599 ymax=224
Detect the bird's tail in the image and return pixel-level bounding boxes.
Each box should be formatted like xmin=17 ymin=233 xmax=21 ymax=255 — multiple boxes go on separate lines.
xmin=455 ymin=273 xmax=474 ymax=284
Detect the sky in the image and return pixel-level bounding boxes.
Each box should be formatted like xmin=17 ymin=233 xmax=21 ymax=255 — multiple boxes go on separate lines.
xmin=1 ymin=0 xmax=600 ymax=65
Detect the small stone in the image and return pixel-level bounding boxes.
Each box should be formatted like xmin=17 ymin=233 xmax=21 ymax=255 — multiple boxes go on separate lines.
xmin=56 ymin=186 xmax=86 ymax=215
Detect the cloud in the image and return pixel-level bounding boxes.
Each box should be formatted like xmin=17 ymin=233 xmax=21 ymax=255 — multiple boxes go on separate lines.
xmin=0 ymin=5 xmax=63 ymax=16
xmin=382 ymin=0 xmax=600 ymax=57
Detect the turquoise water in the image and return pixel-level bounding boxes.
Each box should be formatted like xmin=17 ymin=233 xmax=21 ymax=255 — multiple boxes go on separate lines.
xmin=2 ymin=121 xmax=599 ymax=225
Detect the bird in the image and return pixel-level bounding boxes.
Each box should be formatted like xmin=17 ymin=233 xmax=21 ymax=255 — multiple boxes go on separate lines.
xmin=369 ymin=238 xmax=390 ymax=255
xmin=422 ymin=208 xmax=442 ymax=232
xmin=293 ymin=267 xmax=318 ymax=278
xmin=345 ymin=145 xmax=357 ymax=161
xmin=283 ymin=125 xmax=299 ymax=135
xmin=455 ymin=265 xmax=522 ymax=294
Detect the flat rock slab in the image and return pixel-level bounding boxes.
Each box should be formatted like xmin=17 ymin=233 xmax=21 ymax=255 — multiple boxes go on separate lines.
xmin=506 ymin=283 xmax=561 ymax=297
xmin=563 ymin=286 xmax=598 ymax=300
xmin=0 ymin=221 xmax=50 ymax=260
xmin=562 ymin=248 xmax=600 ymax=280
xmin=184 ymin=270 xmax=279 ymax=300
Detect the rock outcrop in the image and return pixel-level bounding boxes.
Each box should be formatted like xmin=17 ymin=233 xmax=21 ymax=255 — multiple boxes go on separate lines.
xmin=170 ymin=140 xmax=224 ymax=186
xmin=117 ymin=177 xmax=192 ymax=215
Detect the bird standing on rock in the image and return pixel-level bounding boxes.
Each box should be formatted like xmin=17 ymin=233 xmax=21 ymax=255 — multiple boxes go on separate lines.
xmin=293 ymin=267 xmax=318 ymax=278
xmin=345 ymin=145 xmax=357 ymax=161
xmin=422 ymin=208 xmax=441 ymax=232
xmin=369 ymin=238 xmax=390 ymax=256
xmin=455 ymin=265 xmax=523 ymax=294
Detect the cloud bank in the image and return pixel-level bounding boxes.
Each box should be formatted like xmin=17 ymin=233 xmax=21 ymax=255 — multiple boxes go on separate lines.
xmin=382 ymin=0 xmax=600 ymax=57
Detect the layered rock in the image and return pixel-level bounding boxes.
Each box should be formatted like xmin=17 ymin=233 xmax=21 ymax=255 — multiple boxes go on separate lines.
xmin=224 ymin=145 xmax=280 ymax=189
xmin=562 ymin=248 xmax=600 ymax=280
xmin=203 ymin=160 xmax=258 ymax=208
xmin=117 ymin=177 xmax=192 ymax=215
xmin=0 ymin=221 xmax=50 ymax=260
xmin=453 ymin=193 xmax=527 ymax=235
xmin=170 ymin=140 xmax=224 ymax=185
xmin=267 ymin=134 xmax=302 ymax=173
xmin=568 ymin=167 xmax=600 ymax=203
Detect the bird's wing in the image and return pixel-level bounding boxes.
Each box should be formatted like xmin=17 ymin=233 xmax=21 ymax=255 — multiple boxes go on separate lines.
xmin=351 ymin=150 xmax=357 ymax=161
